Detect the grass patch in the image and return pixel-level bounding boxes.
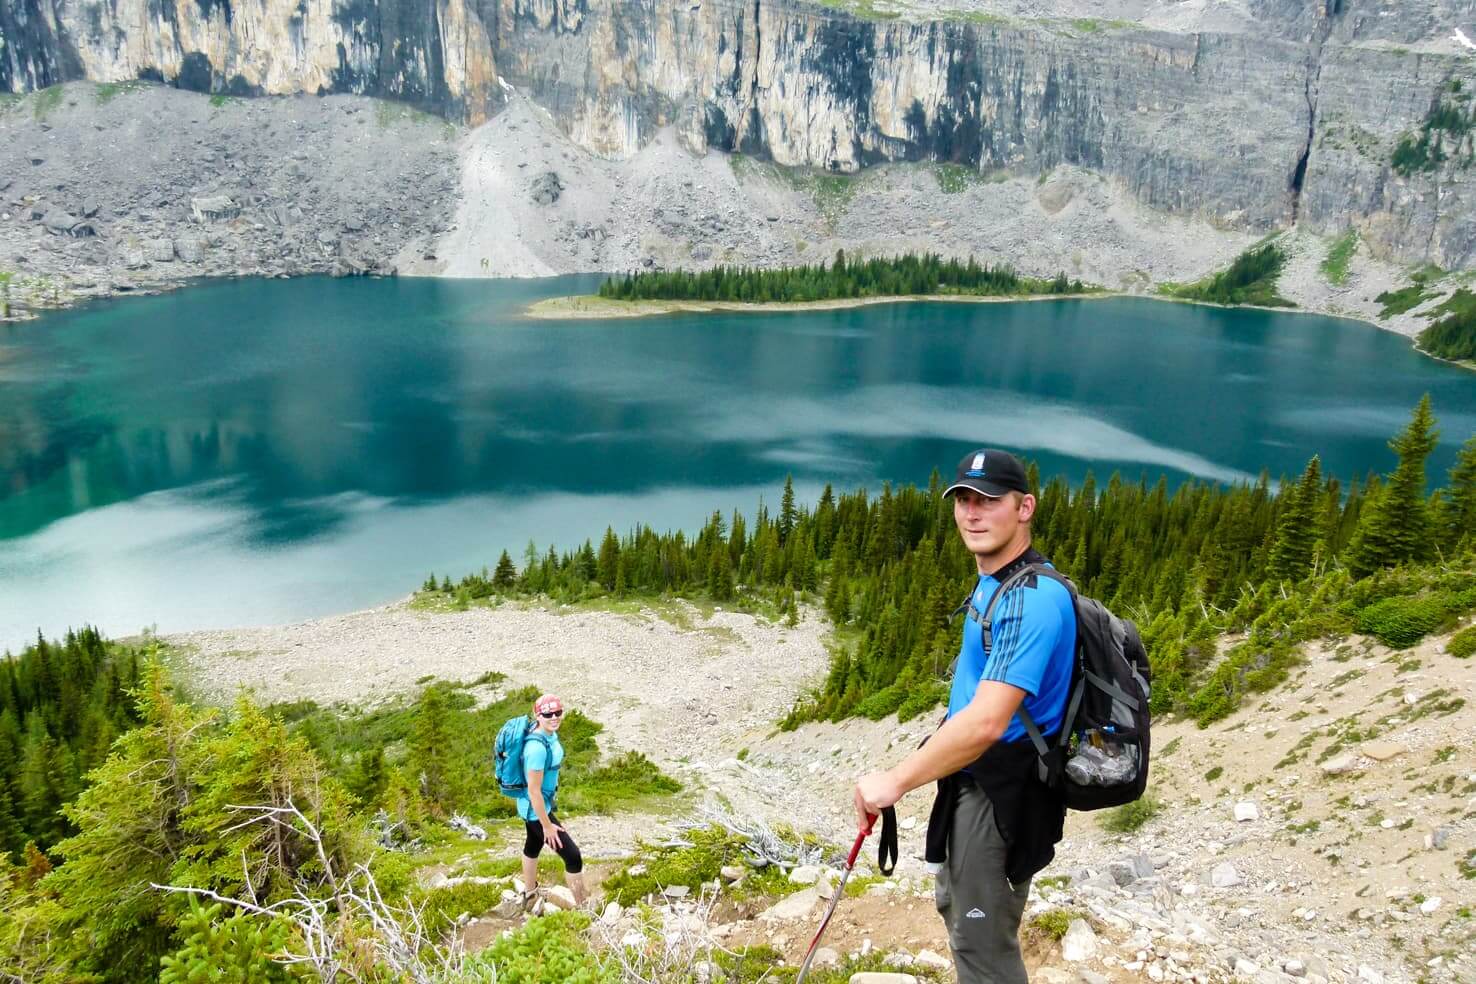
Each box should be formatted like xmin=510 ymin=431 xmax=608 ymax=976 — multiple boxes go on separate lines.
xmin=208 ymin=93 xmax=236 ymax=109
xmin=600 ymin=825 xmax=804 ymax=906
xmin=1099 ymin=795 xmax=1161 ymax=834
xmin=1159 ymin=736 xmax=1181 ymax=757
xmin=1160 ymin=242 xmax=1293 ymax=307
xmin=1204 ymin=765 xmax=1223 ymax=782
xmin=94 ymin=81 xmax=146 ymax=106
xmin=32 ymin=85 xmax=65 ymax=121
xmin=932 ymin=162 xmax=986 ymax=194
xmin=1026 ymin=908 xmax=1079 ymax=941
xmin=1321 ymin=231 xmax=1358 ymax=286
xmin=1376 ymin=266 xmax=1444 ymax=319
xmin=813 ymin=0 xmax=901 ymax=20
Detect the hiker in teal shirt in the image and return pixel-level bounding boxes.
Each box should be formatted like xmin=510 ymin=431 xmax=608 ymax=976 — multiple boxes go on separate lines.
xmin=519 ymin=693 xmax=587 ymax=906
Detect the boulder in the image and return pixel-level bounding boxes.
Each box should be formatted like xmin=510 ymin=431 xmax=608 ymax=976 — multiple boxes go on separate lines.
xmin=1233 ymin=802 xmax=1260 ymax=822
xmin=1360 ymin=741 xmax=1407 ymax=762
xmin=757 ymin=887 xmax=819 ymax=922
xmin=542 ymin=885 xmax=577 ymax=910
xmin=913 ymin=950 xmax=951 ymax=970
xmin=191 ymin=195 xmax=240 ymax=223
xmin=1211 ymin=863 xmax=1242 ymax=888
xmin=530 ymin=171 xmax=564 ymax=205
xmin=600 ymin=901 xmax=623 ymax=925
xmin=1061 ymin=919 xmax=1098 ymax=962
xmin=789 ymin=865 xmax=821 ymax=885
xmin=175 ymin=239 xmax=204 ymax=263
xmin=720 ymin=865 xmax=746 ymax=882
xmin=1320 ymin=753 xmax=1360 ymax=775
xmin=811 ymin=947 xmax=840 ymax=967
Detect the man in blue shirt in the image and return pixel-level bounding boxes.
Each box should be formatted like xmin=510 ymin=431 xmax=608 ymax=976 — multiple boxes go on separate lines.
xmin=854 ymin=448 xmax=1075 ymax=984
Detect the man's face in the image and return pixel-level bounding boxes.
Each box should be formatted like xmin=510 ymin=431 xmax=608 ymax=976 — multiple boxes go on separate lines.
xmin=952 ymin=487 xmax=1033 ymax=557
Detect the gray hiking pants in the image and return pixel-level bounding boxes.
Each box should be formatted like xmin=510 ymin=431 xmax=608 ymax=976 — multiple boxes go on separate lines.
xmin=934 ymin=780 xmax=1032 ymax=984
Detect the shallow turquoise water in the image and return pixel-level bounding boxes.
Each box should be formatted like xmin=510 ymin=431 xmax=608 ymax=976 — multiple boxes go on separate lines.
xmin=1 ymin=275 xmax=1472 ymax=649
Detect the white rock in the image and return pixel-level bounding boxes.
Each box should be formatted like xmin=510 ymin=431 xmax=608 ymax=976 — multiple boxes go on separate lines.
xmin=1061 ymin=919 xmax=1099 ymax=962
xmin=849 ymin=974 xmax=918 ymax=984
xmin=1284 ymin=959 xmax=1306 ymax=977
xmin=900 ymin=815 xmax=917 ymax=830
xmin=1233 ymin=802 xmax=1260 ymax=822
xmin=661 ymin=884 xmax=690 ymax=899
xmin=1420 ymin=896 xmax=1442 ymax=914
xmin=1357 ymin=966 xmax=1384 ymax=984
xmin=883 ymin=952 xmax=916 ymax=968
xmin=720 ymin=865 xmax=746 ymax=882
xmin=1321 ymin=754 xmax=1360 ymax=775
xmin=914 ymin=949 xmax=951 ymax=970
xmin=1234 ymin=958 xmax=1260 ymax=978
xmin=812 ymin=946 xmax=840 ymax=967
xmin=621 ymin=929 xmax=646 ymax=947
xmin=600 ymin=901 xmax=623 ymax=925
xmin=543 ymin=885 xmax=577 ymax=910
xmin=758 ymin=887 xmax=820 ymax=922
xmin=789 ymin=864 xmax=821 ymax=885
xmin=1211 ymin=863 xmax=1242 ymax=888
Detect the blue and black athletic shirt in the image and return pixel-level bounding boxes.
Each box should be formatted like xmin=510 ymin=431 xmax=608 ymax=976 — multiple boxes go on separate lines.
xmin=946 ymin=547 xmax=1075 ymax=742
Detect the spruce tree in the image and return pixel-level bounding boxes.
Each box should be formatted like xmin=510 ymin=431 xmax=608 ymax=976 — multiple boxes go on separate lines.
xmin=1346 ymin=396 xmax=1440 ymax=576
xmin=779 ymin=475 xmax=797 ymax=545
xmin=1267 ymin=456 xmax=1322 ymax=582
xmin=1441 ymin=433 xmax=1476 ymax=545
xmin=493 ymin=550 xmax=518 ymax=590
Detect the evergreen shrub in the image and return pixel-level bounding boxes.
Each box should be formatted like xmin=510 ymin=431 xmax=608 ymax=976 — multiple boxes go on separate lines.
xmin=482 ymin=910 xmax=612 ymax=984
xmin=1447 ymin=625 xmax=1476 ymax=658
xmin=1356 ymin=592 xmax=1455 ymax=648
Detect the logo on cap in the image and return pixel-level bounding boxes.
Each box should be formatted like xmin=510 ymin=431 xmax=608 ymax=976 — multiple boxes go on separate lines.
xmin=966 ymin=452 xmax=987 ymax=478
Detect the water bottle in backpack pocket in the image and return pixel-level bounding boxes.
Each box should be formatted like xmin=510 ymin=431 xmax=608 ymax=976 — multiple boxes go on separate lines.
xmin=964 ymin=563 xmax=1152 ymax=812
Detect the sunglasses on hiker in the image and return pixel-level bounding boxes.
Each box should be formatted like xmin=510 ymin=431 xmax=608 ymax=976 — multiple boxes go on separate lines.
xmin=539 ymin=710 xmax=564 ymax=719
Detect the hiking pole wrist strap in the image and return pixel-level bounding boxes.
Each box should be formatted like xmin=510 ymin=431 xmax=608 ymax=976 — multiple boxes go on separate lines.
xmin=876 ymin=806 xmax=898 ymax=876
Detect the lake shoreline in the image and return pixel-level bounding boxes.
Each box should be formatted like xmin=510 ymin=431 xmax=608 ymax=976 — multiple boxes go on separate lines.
xmin=527 ymin=290 xmax=1476 ymax=373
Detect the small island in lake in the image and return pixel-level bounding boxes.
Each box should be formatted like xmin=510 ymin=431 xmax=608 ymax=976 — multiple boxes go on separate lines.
xmin=528 ymin=251 xmax=1095 ymax=319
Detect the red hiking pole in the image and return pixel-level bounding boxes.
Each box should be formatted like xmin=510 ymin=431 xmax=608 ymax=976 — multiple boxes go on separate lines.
xmin=794 ymin=807 xmax=897 ymax=984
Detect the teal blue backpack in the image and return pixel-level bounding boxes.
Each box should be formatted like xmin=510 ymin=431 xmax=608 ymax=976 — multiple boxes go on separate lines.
xmin=493 ymin=716 xmax=552 ymax=798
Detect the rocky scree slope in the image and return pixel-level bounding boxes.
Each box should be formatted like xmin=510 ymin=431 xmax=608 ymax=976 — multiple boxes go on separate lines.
xmin=4 ymin=0 xmax=1476 ymax=269
xmin=174 ymin=597 xmax=1476 ymax=984
xmin=0 ymin=83 xmax=457 ymax=307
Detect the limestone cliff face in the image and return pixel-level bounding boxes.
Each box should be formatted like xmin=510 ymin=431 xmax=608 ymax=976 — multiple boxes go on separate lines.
xmin=0 ymin=0 xmax=502 ymax=122
xmin=3 ymin=0 xmax=1474 ymax=267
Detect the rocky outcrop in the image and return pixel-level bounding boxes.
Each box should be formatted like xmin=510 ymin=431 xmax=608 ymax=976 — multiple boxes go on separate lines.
xmin=3 ymin=0 xmax=1475 ymax=266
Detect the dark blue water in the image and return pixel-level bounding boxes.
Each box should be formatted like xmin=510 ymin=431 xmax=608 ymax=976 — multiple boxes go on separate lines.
xmin=2 ymin=275 xmax=1472 ymax=650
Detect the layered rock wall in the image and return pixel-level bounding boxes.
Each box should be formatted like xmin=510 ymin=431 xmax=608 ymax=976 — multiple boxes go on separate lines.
xmin=3 ymin=0 xmax=1474 ymax=266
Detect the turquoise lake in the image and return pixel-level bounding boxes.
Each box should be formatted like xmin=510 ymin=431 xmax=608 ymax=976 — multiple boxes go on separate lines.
xmin=2 ymin=275 xmax=1473 ymax=651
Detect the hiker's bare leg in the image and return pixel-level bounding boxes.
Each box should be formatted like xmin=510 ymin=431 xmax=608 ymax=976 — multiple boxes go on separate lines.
xmin=522 ymin=854 xmax=539 ymax=895
xmin=568 ymin=871 xmax=588 ymax=905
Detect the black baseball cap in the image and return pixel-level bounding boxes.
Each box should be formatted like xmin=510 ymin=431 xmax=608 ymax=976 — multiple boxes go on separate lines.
xmin=943 ymin=448 xmax=1031 ymax=498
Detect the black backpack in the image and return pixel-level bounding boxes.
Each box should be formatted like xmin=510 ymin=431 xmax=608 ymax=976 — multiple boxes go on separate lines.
xmin=960 ymin=563 xmax=1151 ymax=811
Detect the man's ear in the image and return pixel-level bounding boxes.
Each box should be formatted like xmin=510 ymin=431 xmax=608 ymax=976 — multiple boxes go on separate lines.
xmin=1018 ymin=492 xmax=1037 ymax=522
